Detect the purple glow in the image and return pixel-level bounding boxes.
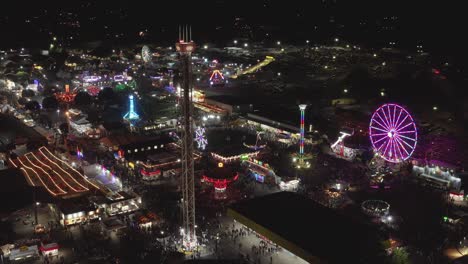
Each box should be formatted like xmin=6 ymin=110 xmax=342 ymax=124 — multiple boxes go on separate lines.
xmin=113 ymin=75 xmax=125 ymax=82
xmin=83 ymin=76 xmax=101 ymax=82
xmin=369 ymin=103 xmax=417 ymax=163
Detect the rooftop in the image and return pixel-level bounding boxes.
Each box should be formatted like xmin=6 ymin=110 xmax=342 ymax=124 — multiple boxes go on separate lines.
xmin=228 ymin=192 xmax=383 ymax=263
xmin=57 ymin=197 xmax=96 ymax=215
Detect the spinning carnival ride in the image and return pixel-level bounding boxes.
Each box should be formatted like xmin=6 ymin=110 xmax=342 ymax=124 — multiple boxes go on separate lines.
xmin=195 ymin=126 xmax=207 ymax=150
xmin=141 ymin=45 xmax=152 ymax=63
xmin=369 ymin=103 xmax=417 ymax=163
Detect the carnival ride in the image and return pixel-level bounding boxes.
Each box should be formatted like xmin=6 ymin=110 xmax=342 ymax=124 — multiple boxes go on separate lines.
xmin=123 ymin=95 xmax=140 ymax=121
xmin=8 ymin=147 xmax=99 ymax=197
xmin=243 ymin=131 xmax=266 ymax=150
xmin=195 ymin=126 xmax=207 ymax=150
xmin=209 ymin=70 xmax=226 ymax=86
xmin=55 ymin=85 xmax=76 ymax=103
xmin=369 ymin=103 xmax=417 ymax=163
xmin=202 ymin=163 xmax=239 ymax=199
xmin=361 ymin=200 xmax=390 ymax=217
xmin=331 ymin=130 xmax=357 ymax=160
xmin=230 ymin=56 xmax=275 ymax=79
xmin=142 ymin=45 xmax=152 ymax=63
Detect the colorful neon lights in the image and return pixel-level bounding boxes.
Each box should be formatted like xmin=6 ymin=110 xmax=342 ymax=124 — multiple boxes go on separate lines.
xmin=210 ymin=151 xmax=259 ymax=163
xmin=195 ymin=126 xmax=207 ymax=150
xmin=31 ymin=152 xmax=88 ymax=192
xmin=27 ymin=153 xmax=85 ymax=193
xmin=369 ymin=104 xmax=417 ymax=163
xmin=202 ymin=173 xmax=238 ymax=191
xmin=209 ymin=70 xmax=224 ymax=81
xmin=39 ymin=147 xmax=100 ymax=189
xmin=55 ymin=84 xmax=76 ymax=103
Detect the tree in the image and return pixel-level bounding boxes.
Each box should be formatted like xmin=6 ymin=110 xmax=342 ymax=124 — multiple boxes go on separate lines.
xmin=74 ymin=91 xmax=92 ymax=107
xmin=59 ymin=122 xmax=69 ymax=135
xmin=25 ymin=101 xmax=40 ymax=111
xmin=42 ymin=96 xmax=59 ymax=109
xmin=42 ymin=86 xmax=58 ymax=97
xmin=98 ymin=87 xmax=115 ymax=103
xmin=17 ymin=97 xmax=28 ymax=105
xmin=21 ymin=89 xmax=35 ymax=98
xmin=390 ymin=247 xmax=411 ymax=264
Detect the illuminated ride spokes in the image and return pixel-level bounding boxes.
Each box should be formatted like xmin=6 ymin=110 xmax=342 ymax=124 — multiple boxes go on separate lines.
xmin=209 ymin=70 xmax=225 ymax=85
xmin=142 ymin=45 xmax=151 ymax=63
xmin=369 ymin=103 xmax=417 ymax=163
xmin=195 ymin=126 xmax=207 ymax=150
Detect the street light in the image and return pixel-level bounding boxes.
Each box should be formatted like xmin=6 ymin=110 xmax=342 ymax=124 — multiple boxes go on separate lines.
xmin=244 ymin=43 xmax=248 ymax=47
xmin=277 ymin=41 xmax=281 ymax=45
xmin=233 ymin=40 xmax=238 ymax=44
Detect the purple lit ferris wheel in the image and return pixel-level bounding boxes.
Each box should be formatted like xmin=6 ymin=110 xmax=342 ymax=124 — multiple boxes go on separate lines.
xmin=369 ymin=103 xmax=417 ymax=163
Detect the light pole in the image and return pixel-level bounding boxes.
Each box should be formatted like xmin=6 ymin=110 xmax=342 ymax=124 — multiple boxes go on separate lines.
xmin=33 ymin=190 xmax=38 ymax=226
xmin=298 ymin=104 xmax=307 ymax=162
xmin=161 ymin=230 xmax=165 ymax=249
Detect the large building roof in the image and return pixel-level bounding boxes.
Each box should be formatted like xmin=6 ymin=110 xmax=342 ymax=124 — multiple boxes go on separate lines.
xmin=228 ymin=192 xmax=384 ymax=263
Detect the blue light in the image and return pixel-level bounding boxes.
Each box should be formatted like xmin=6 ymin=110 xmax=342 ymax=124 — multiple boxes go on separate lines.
xmin=123 ymin=95 xmax=140 ymax=120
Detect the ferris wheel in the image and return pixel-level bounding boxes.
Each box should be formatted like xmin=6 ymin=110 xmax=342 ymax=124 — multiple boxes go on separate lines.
xmin=369 ymin=103 xmax=417 ymax=163
xmin=195 ymin=126 xmax=207 ymax=150
xmin=141 ymin=45 xmax=151 ymax=63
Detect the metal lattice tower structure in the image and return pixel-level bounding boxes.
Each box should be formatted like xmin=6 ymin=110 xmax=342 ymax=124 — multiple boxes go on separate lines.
xmin=176 ymin=25 xmax=197 ymax=250
xmin=299 ymin=104 xmax=307 ymax=160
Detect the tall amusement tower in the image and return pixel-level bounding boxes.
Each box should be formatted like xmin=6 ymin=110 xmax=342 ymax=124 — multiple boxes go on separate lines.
xmin=298 ymin=104 xmax=307 ymax=161
xmin=176 ymin=25 xmax=197 ymax=250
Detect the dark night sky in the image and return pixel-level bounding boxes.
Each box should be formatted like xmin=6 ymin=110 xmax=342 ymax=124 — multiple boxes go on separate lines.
xmin=0 ymin=1 xmax=465 ymax=54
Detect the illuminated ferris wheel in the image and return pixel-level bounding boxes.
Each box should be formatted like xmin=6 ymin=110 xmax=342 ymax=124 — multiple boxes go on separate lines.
xmin=195 ymin=126 xmax=207 ymax=150
xmin=369 ymin=103 xmax=417 ymax=163
xmin=141 ymin=45 xmax=151 ymax=63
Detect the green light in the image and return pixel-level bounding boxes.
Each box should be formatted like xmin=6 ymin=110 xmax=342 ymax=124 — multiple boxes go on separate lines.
xmin=443 ymin=216 xmax=448 ymax=222
xmin=115 ymin=83 xmax=128 ymax=91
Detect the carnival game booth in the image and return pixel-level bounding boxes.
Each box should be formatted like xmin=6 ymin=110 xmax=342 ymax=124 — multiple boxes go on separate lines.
xmin=202 ymin=162 xmax=239 ymax=200
xmin=412 ymin=159 xmax=462 ymax=191
xmin=39 ymin=242 xmax=59 ymax=257
xmin=137 ymin=151 xmax=182 ymax=181
xmin=243 ymin=153 xmax=299 ymax=190
xmin=134 ymin=210 xmax=163 ymax=229
xmin=243 ymin=157 xmax=279 ymax=184
xmin=8 ymin=245 xmax=39 ymax=262
xmin=89 ymin=191 xmax=141 ymax=216
xmin=53 ymin=198 xmax=99 ymax=226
